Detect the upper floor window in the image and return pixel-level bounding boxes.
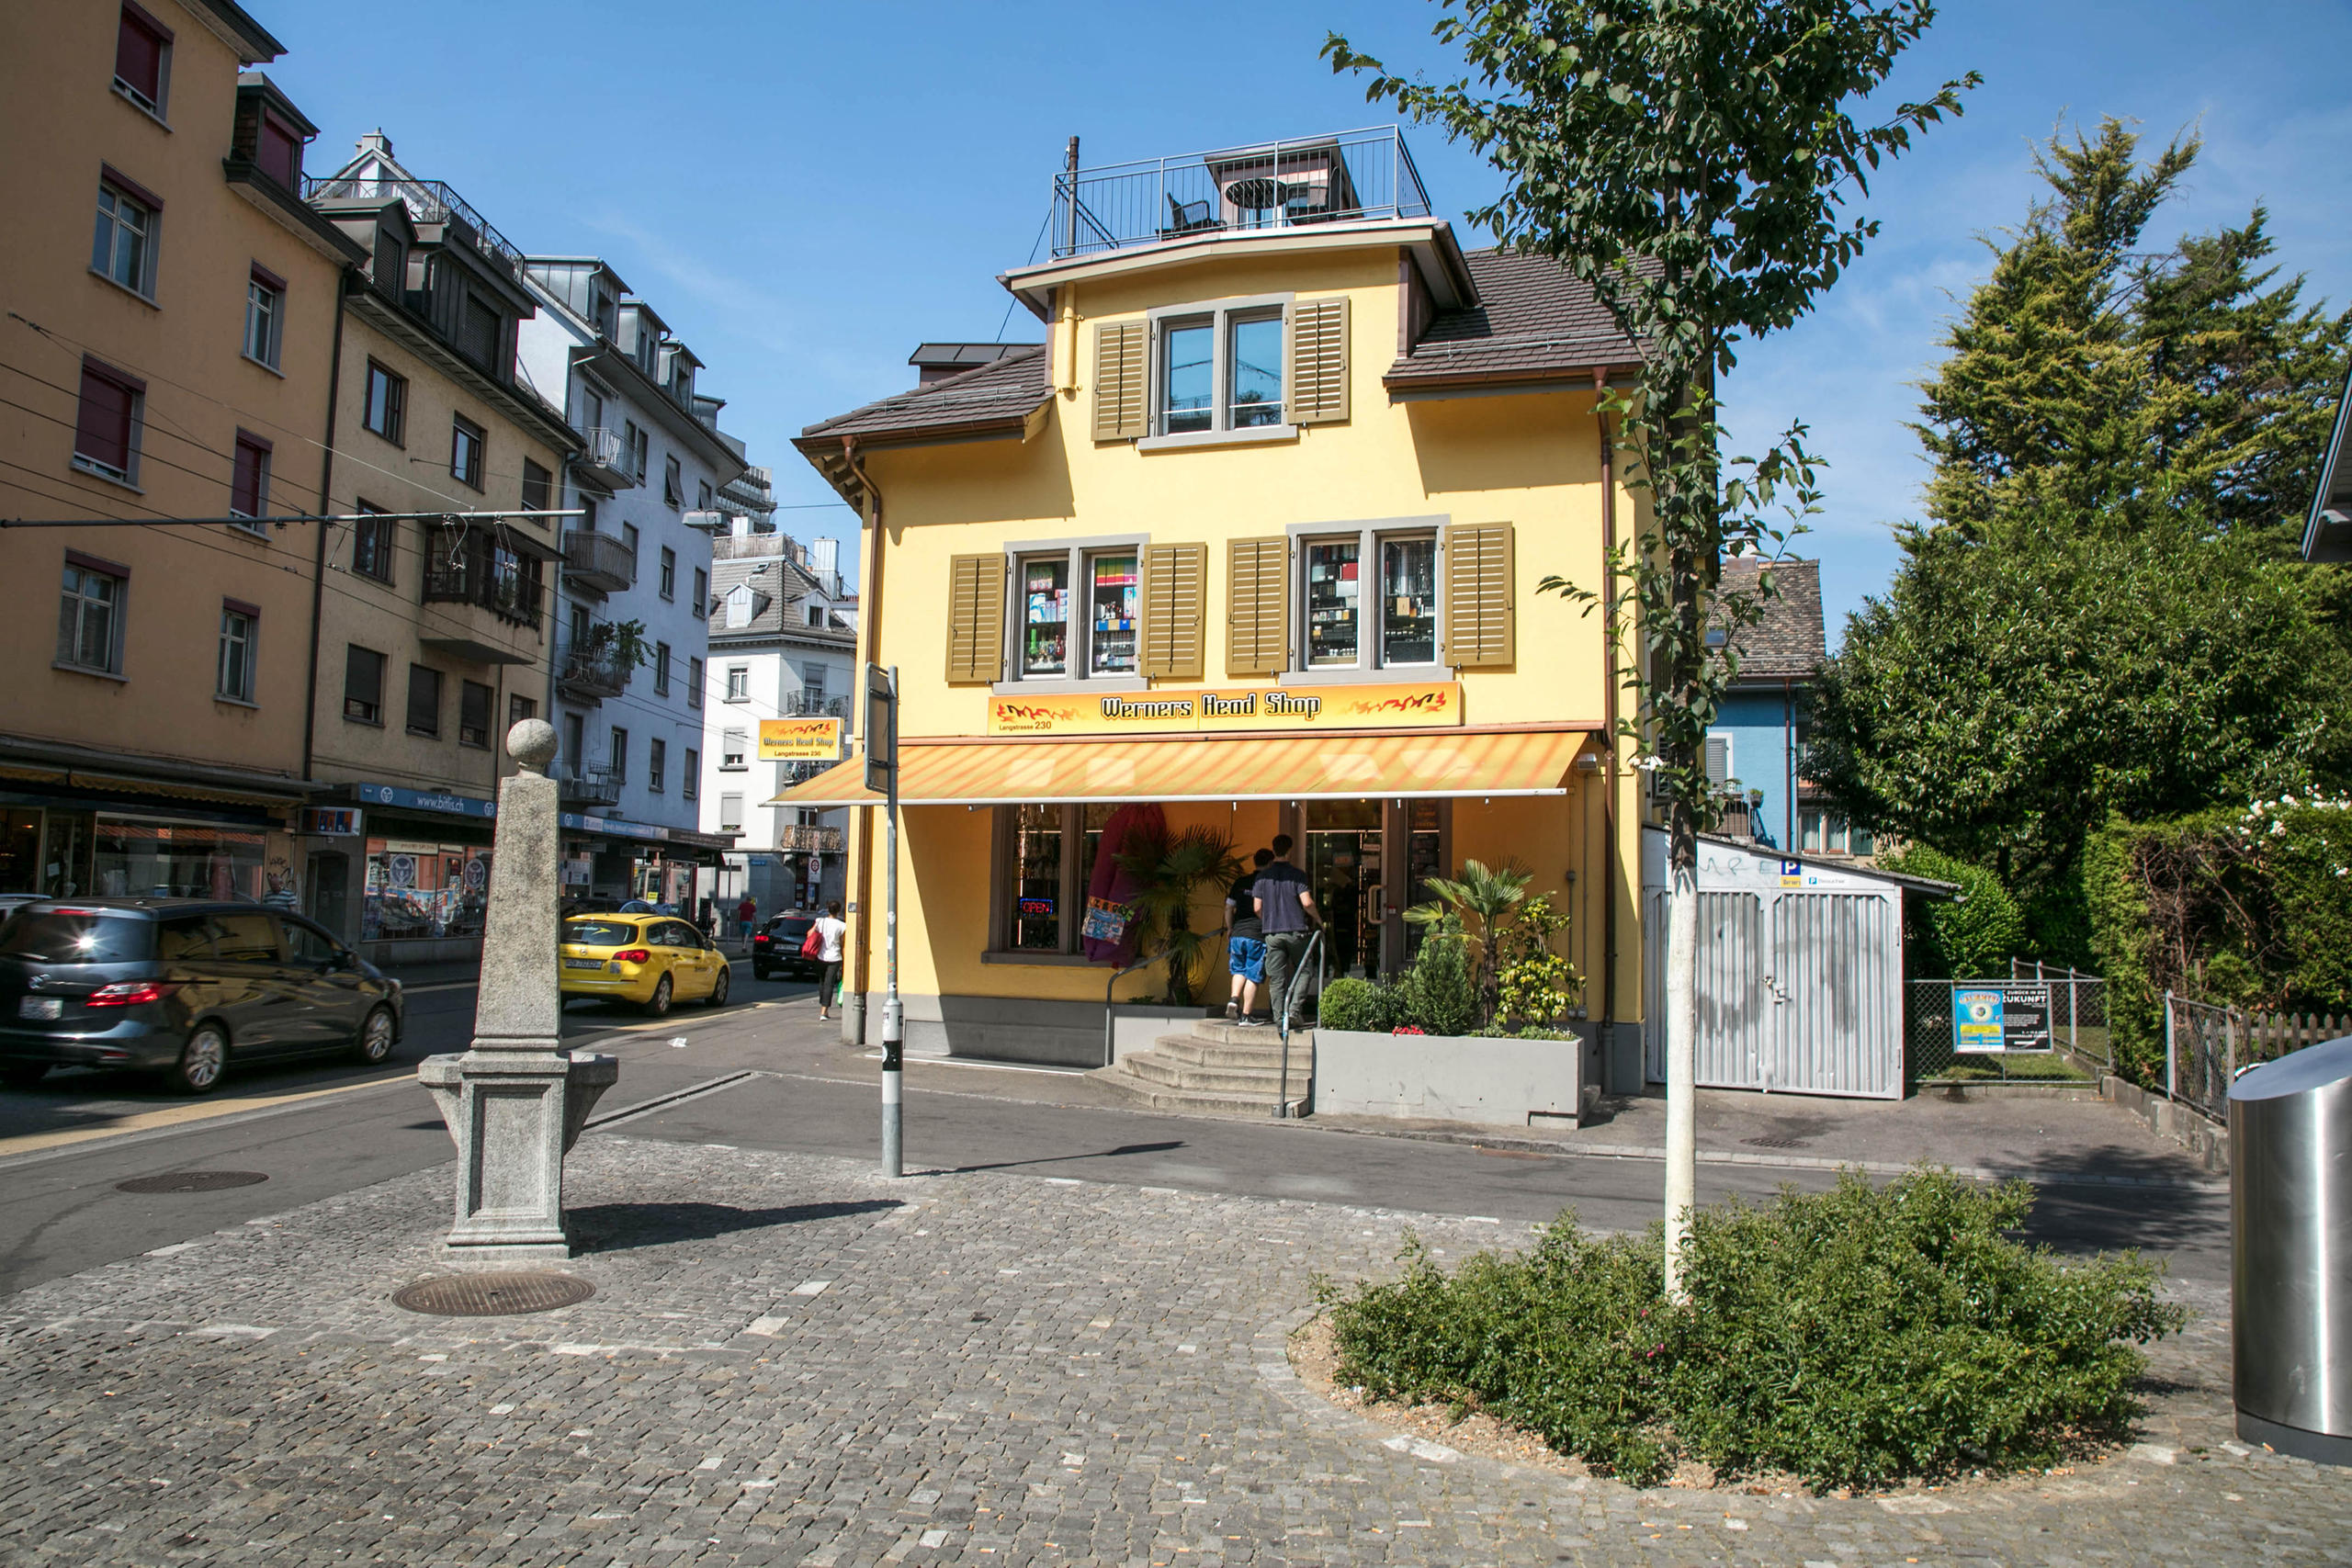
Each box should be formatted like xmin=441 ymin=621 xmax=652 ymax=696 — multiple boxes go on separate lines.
xmin=449 ymin=414 xmax=483 ymax=490
xmin=243 ymin=265 xmax=283 ymax=369
xmin=59 ymin=555 xmax=127 ymax=675
xmin=362 ymin=361 xmax=405 ymax=445
xmin=1095 ymin=297 xmax=1348 ymax=444
xmin=406 ymin=664 xmax=442 ymax=737
xmin=697 ymin=479 xmax=713 ymax=511
xmin=725 ymin=665 xmax=749 ymax=703
xmin=621 ymin=522 xmax=640 ymax=571
xmin=255 ymin=109 xmax=302 ymax=190
xmin=807 ymin=603 xmax=825 ymax=627
xmin=688 ymin=657 xmax=704 ymax=709
xmin=521 ymin=458 xmax=552 ymax=513
xmin=1159 ymin=303 xmax=1283 ymax=435
xmin=648 ymin=738 xmax=667 ymax=793
xmin=1014 ymin=543 xmax=1140 ymax=680
xmin=720 ymin=728 xmax=748 ymax=769
xmin=92 ymin=175 xmax=159 ymax=299
xmin=692 ymin=567 xmax=707 ymax=616
xmin=217 ymin=602 xmax=256 ymax=703
xmin=229 ymin=431 xmax=271 ymax=528
xmin=352 ymin=502 xmax=394 ymax=583
xmin=663 ymin=455 xmax=683 ymax=508
xmin=113 ymin=5 xmax=172 ymax=118
xmin=684 ymin=750 xmax=699 ymax=800
xmin=653 ymin=641 xmax=672 ymax=696
xmin=1300 ymin=525 xmax=1437 ymax=671
xmin=72 ymin=357 xmax=144 ymax=486
xmin=458 ymin=681 xmax=492 ymax=749
xmin=658 ymin=547 xmax=676 ymax=600
xmin=374 ymin=231 xmax=406 ymax=296
xmin=608 ymin=727 xmax=628 ymax=783
xmin=458 ymin=290 xmax=502 ymax=372
xmin=723 ymin=583 xmax=752 ymax=629
xmin=343 ymin=644 xmax=385 ymax=724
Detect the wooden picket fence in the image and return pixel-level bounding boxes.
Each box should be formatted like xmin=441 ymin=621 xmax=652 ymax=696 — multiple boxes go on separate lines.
xmin=2245 ymin=1011 xmax=2352 ymax=1063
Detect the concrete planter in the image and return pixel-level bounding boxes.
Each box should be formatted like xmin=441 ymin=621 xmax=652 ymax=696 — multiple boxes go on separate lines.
xmin=1311 ymin=1028 xmax=1589 ymax=1128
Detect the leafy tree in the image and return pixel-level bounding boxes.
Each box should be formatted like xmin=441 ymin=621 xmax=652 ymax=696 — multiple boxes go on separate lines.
xmin=1873 ymin=844 xmax=2024 ymax=978
xmin=1327 ymin=0 xmax=1973 ymax=1293
xmin=1809 ymin=513 xmax=2352 ymax=893
xmin=1917 ymin=118 xmax=2352 ymax=538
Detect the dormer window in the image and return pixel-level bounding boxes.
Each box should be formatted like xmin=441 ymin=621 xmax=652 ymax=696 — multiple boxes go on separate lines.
xmin=374 ymin=230 xmax=406 ymax=296
xmin=594 ymin=288 xmax=617 ymax=340
xmin=1155 ymin=304 xmax=1283 ymax=435
xmin=723 ymin=583 xmax=754 ymax=629
xmin=458 ymin=291 xmax=503 ymax=373
xmin=255 ymin=108 xmax=303 ymax=189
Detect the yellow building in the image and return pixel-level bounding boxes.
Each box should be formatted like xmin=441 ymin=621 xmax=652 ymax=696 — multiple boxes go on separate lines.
xmin=784 ymin=131 xmax=1648 ymax=1085
xmin=295 ymin=136 xmax=580 ymax=962
xmin=0 ymin=2 xmax=365 ymax=904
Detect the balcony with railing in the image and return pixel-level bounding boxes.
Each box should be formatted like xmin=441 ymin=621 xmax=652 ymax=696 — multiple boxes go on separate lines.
xmin=561 ymin=529 xmax=636 ymax=594
xmin=573 ymin=426 xmax=638 ymax=491
xmin=555 ymin=626 xmax=632 ymax=701
xmin=422 ymin=551 xmax=541 ymax=627
xmin=560 ymin=763 xmax=624 ymax=809
xmin=1049 ymin=128 xmax=1430 ymax=260
xmin=779 ymin=693 xmax=849 ymax=720
xmin=303 ymin=172 xmax=524 ymax=285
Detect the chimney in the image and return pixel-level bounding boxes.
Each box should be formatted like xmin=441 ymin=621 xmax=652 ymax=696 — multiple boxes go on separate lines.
xmin=811 ymin=537 xmax=841 ymax=596
xmin=356 ymin=129 xmax=393 ymax=159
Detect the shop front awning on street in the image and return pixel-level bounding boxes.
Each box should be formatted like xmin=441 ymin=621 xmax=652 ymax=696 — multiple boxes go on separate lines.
xmin=767 ymin=728 xmax=1595 ymax=807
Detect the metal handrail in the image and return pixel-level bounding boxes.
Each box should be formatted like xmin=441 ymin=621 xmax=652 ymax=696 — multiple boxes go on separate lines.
xmin=1274 ymin=928 xmax=1325 ymax=1118
xmin=1102 ymin=945 xmax=1172 ymax=1068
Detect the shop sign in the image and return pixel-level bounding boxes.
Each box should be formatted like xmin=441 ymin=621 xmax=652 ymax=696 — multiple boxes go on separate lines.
xmin=560 ymin=812 xmax=665 ymax=841
xmin=758 ymin=717 xmax=844 ymax=760
xmin=355 ymin=782 xmax=495 ymax=818
xmin=381 ymin=839 xmax=445 ymax=854
xmin=987 ymin=681 xmax=1463 ymax=738
xmin=303 ymin=807 xmax=363 ymax=837
xmin=1952 ymin=984 xmax=2053 ymax=1054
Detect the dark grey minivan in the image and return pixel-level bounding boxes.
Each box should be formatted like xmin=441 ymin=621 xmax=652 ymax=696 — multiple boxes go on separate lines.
xmin=0 ymin=899 xmax=404 ymax=1094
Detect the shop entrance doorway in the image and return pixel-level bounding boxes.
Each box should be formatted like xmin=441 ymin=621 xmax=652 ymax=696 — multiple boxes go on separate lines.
xmin=1298 ymin=799 xmax=1450 ymax=978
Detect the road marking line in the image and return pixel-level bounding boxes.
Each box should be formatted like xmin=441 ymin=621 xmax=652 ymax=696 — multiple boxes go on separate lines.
xmin=0 ymin=1073 xmax=412 ymax=1161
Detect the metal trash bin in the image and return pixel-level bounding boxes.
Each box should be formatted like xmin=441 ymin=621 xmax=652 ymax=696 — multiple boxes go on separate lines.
xmin=2232 ymin=1033 xmax=2352 ymax=1465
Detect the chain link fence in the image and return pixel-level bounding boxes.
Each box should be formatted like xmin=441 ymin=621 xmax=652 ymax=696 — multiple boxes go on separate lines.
xmin=1906 ymin=965 xmax=2110 ymax=1086
xmin=2161 ymin=995 xmax=2350 ymax=1124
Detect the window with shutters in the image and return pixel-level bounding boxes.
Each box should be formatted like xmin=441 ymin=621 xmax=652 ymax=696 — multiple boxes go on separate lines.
xmin=458 ymin=681 xmax=492 ymax=748
xmin=1441 ymin=520 xmax=1515 ymax=670
xmin=114 ymin=5 xmax=173 ymax=118
xmin=1288 ymin=521 xmax=1443 ymax=675
xmin=720 ymin=728 xmax=748 ymax=770
xmin=991 ymin=540 xmax=1148 ymax=685
xmin=405 ymin=664 xmax=442 ymax=738
xmin=72 ymin=357 xmax=144 ymax=485
xmin=229 ymin=432 xmax=270 ymax=528
xmin=1098 ymin=295 xmax=1349 ymax=447
xmin=344 ymin=645 xmax=385 ymax=724
xmin=1703 ymin=733 xmax=1732 ymax=788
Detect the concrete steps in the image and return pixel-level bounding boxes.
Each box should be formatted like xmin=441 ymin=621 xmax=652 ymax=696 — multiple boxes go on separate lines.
xmin=1091 ymin=1016 xmax=1315 ymax=1116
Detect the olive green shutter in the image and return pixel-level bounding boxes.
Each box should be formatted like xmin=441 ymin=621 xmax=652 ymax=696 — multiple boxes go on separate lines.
xmin=1226 ymin=536 xmax=1289 ymax=676
xmin=1138 ymin=542 xmax=1206 ymax=680
xmin=1442 ymin=522 xmax=1514 ymax=668
xmin=1092 ymin=320 xmax=1148 ymax=441
xmin=944 ymin=553 xmax=1005 ymax=683
xmin=1286 ymin=297 xmax=1351 ymax=425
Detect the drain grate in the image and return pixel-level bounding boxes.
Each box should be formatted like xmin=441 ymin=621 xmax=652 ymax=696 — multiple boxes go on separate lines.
xmin=1741 ymin=1135 xmax=1808 ymax=1150
xmin=116 ymin=1170 xmax=268 ymax=1193
xmin=393 ymin=1271 xmax=595 ymax=1317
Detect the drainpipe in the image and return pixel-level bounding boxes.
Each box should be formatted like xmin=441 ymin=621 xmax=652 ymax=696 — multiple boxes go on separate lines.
xmin=301 ymin=270 xmax=351 ymax=788
xmin=1595 ymin=367 xmax=1622 ymax=1089
xmin=842 ymin=435 xmax=884 ymax=1045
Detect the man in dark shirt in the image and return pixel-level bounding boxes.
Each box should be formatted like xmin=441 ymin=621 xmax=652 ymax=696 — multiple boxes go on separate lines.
xmin=1253 ymin=834 xmax=1320 ymax=1031
xmin=1224 ymin=847 xmax=1275 ymax=1022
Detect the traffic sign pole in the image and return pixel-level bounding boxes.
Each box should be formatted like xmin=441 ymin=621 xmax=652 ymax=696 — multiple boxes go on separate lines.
xmin=869 ymin=664 xmax=904 ymax=1178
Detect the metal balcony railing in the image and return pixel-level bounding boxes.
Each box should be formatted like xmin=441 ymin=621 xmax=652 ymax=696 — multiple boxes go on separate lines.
xmin=560 ymin=763 xmax=624 ymax=808
xmin=422 ymin=559 xmax=541 ymax=626
xmin=779 ymin=694 xmax=849 ymax=718
xmin=1049 ymin=127 xmax=1430 ymax=260
xmin=304 ymin=172 xmax=524 ymax=283
xmin=555 ymin=635 xmax=630 ymax=699
xmin=577 ymin=426 xmax=626 ymax=473
xmin=561 ymin=529 xmax=636 ymax=593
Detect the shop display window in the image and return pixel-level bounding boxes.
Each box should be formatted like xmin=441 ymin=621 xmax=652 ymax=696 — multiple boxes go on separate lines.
xmin=1007 ymin=804 xmax=1061 ymax=951
xmin=1088 ymin=553 xmax=1138 ymax=675
xmin=1304 ymin=538 xmax=1361 ymax=667
xmin=93 ymin=819 xmax=265 ymax=899
xmin=1021 ymin=557 xmax=1069 ymax=677
xmin=1381 ymin=536 xmax=1438 ymax=665
xmin=361 ymin=839 xmax=492 ymax=940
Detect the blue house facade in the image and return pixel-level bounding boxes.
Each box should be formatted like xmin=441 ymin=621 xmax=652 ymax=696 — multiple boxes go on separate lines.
xmin=1702 ymin=558 xmax=1869 ymax=857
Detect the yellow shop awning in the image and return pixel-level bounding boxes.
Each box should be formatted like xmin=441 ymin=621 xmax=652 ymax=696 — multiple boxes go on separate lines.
xmin=769 ymin=728 xmax=1594 ymax=807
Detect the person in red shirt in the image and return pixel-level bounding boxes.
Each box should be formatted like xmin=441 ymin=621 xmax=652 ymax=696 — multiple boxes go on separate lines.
xmin=735 ymin=893 xmax=757 ymax=951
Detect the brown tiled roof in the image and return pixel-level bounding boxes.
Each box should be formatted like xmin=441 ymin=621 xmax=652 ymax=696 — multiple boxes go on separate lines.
xmin=1719 ymin=557 xmax=1826 ymax=680
xmin=1386 ymin=248 xmax=1644 ymax=389
xmin=798 ymin=345 xmax=1049 ymax=444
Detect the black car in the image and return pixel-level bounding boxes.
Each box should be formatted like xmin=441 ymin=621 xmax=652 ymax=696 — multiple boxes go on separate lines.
xmin=752 ymin=914 xmax=819 ymax=980
xmin=0 ymin=898 xmax=405 ymax=1094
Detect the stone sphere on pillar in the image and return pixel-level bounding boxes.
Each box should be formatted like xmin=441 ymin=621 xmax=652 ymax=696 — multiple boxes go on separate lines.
xmin=507 ymin=717 xmax=559 ymax=775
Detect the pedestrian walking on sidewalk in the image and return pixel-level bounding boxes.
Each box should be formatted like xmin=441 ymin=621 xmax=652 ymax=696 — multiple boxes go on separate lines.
xmin=813 ymin=900 xmax=848 ymax=1021
xmin=1224 ymin=846 xmax=1274 ymax=1024
xmin=736 ymin=893 xmax=757 ymax=953
xmin=1253 ymin=835 xmax=1320 ymax=1031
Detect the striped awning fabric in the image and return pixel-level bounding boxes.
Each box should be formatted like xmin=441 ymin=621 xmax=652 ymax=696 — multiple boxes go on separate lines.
xmin=767 ymin=728 xmax=1593 ymax=807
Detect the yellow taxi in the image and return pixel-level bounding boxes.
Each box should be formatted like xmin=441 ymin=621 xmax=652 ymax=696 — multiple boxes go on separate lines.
xmin=559 ymin=913 xmax=730 ymax=1015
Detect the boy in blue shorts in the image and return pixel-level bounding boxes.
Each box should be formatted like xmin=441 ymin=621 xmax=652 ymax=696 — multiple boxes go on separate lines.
xmin=1223 ymin=847 xmax=1274 ymax=1023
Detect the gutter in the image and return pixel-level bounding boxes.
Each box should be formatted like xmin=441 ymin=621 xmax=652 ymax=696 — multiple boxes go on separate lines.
xmin=1595 ymin=368 xmax=1622 ymax=1077
xmin=302 ymin=267 xmax=352 ymax=786
xmin=842 ymin=435 xmax=884 ymax=1043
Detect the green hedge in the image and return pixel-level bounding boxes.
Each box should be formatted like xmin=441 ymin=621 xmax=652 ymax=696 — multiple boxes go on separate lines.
xmin=1876 ymin=844 xmax=2027 ymax=979
xmin=1325 ymin=1169 xmax=2182 ymax=1491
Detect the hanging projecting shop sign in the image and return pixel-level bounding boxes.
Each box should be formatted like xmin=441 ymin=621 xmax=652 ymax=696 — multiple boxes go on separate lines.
xmin=987 ymin=681 xmax=1462 ymax=738
xmin=759 ymin=717 xmax=845 ymax=760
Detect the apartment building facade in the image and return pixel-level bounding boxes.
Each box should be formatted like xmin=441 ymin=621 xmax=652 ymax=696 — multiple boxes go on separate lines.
xmin=701 ymin=533 xmax=857 ymax=919
xmin=294 ymin=134 xmax=580 ymax=960
xmin=516 ymin=258 xmax=747 ymax=907
xmin=780 ymin=130 xmax=1649 ymax=1080
xmin=0 ymin=1 xmax=364 ymax=906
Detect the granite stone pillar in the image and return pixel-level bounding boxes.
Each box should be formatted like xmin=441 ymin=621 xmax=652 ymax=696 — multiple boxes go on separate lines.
xmin=419 ymin=720 xmax=617 ymax=1260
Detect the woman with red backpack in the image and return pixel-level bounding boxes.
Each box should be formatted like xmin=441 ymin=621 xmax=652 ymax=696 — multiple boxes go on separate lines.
xmin=808 ymin=900 xmax=847 ymax=1021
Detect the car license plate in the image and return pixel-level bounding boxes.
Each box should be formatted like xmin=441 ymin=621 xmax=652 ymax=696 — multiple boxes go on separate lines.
xmin=562 ymin=957 xmax=604 ymax=970
xmin=17 ymin=997 xmax=62 ymax=1020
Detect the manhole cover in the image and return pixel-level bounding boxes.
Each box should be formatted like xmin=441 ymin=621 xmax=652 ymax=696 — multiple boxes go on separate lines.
xmin=393 ymin=1272 xmax=595 ymax=1317
xmin=116 ymin=1170 xmax=268 ymax=1193
xmin=1742 ymin=1135 xmax=1807 ymax=1150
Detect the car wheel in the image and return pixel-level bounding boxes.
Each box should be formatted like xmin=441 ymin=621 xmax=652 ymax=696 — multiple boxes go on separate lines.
xmin=707 ymin=965 xmax=730 ymax=1007
xmin=0 ymin=1064 xmax=47 ymax=1089
xmin=353 ymin=1005 xmax=396 ymax=1066
xmin=170 ymin=1023 xmax=229 ymax=1095
xmin=642 ymin=973 xmax=673 ymax=1017
xmin=752 ymin=964 xmax=771 ymax=981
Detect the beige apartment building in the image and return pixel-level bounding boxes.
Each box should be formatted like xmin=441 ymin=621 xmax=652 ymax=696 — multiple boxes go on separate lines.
xmin=0 ymin=2 xmax=365 ymax=904
xmin=298 ymin=140 xmax=580 ymax=961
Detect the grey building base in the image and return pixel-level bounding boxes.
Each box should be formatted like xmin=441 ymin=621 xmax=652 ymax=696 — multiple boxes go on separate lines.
xmin=2236 ymin=1408 xmax=2352 ymax=1468
xmin=1314 ymin=1028 xmax=1590 ymax=1127
xmin=853 ymin=991 xmax=1141 ymax=1068
xmin=1600 ymin=1021 xmax=1645 ymax=1095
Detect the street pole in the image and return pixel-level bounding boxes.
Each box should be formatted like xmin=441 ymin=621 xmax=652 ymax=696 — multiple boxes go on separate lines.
xmin=878 ymin=665 xmax=903 ymax=1178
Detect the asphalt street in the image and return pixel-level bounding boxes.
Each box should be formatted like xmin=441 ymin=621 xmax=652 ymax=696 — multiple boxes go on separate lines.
xmin=0 ymin=961 xmax=2232 ymax=1300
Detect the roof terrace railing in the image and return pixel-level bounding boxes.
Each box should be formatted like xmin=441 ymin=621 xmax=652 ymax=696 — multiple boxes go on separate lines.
xmin=304 ymin=171 xmax=525 ymax=284
xmin=1049 ymin=127 xmax=1430 ymax=260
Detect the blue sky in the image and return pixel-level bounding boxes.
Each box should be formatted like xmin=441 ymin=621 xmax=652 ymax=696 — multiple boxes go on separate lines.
xmin=263 ymin=0 xmax=2352 ymax=640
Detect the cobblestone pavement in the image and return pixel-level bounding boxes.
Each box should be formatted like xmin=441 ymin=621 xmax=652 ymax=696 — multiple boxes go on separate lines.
xmin=2 ymin=1134 xmax=2346 ymax=1566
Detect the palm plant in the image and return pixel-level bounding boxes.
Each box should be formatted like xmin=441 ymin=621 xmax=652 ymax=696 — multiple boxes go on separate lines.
xmin=1114 ymin=824 xmax=1246 ymax=1007
xmin=1403 ymin=858 xmax=1532 ymax=1025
